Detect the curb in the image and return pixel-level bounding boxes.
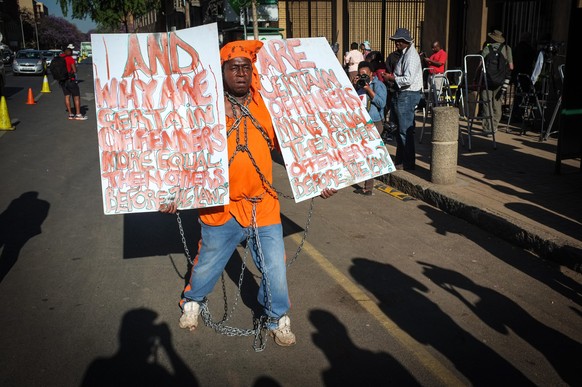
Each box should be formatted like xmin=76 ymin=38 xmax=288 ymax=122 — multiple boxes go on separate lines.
xmin=384 ymin=171 xmax=582 ymax=274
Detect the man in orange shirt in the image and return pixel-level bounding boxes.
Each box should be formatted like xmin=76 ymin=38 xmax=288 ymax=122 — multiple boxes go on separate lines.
xmin=161 ymin=40 xmax=336 ymax=347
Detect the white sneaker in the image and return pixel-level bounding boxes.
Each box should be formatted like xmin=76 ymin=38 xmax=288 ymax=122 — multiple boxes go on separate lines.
xmin=179 ymin=301 xmax=200 ymax=331
xmin=269 ymin=315 xmax=296 ymax=346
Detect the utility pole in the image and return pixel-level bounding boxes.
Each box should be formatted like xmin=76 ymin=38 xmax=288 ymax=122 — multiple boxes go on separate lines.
xmin=251 ymin=0 xmax=259 ymax=40
xmin=185 ymin=0 xmax=191 ymax=28
xmin=19 ymin=13 xmax=25 ymax=48
xmin=34 ymin=20 xmax=39 ymax=50
xmin=241 ymin=8 xmax=247 ymax=40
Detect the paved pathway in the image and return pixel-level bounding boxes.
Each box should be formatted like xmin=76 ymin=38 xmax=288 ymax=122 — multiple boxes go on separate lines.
xmin=383 ymin=112 xmax=582 ymax=272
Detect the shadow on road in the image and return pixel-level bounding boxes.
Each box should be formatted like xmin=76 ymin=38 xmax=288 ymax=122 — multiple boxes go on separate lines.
xmin=350 ymin=257 xmax=534 ymax=385
xmin=421 ymin=262 xmax=582 ymax=386
xmin=0 ymin=191 xmax=49 ymax=284
xmin=1 ymin=86 xmax=25 ymax=99
xmin=310 ymin=309 xmax=420 ymax=385
xmin=418 ymin=203 xmax=582 ymax=308
xmin=122 ymin=210 xmax=201 ymax=259
xmin=80 ymin=308 xmax=198 ymax=387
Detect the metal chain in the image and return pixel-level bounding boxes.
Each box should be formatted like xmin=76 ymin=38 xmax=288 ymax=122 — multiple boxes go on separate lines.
xmin=250 ymin=198 xmax=274 ymax=319
xmin=176 ymin=212 xmax=193 ymax=265
xmin=226 ymin=92 xmax=293 ymax=201
xmin=226 ymin=92 xmax=274 ymax=150
xmin=175 ymin=200 xmax=278 ymax=352
xmin=170 ymin=92 xmax=318 ymax=350
xmin=286 ymin=198 xmax=315 ymax=267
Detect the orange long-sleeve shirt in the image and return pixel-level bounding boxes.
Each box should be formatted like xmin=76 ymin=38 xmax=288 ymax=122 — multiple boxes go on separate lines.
xmin=198 ymin=94 xmax=280 ymax=228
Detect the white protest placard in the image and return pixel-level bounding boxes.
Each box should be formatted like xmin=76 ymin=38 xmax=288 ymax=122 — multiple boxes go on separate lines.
xmin=256 ymin=38 xmax=395 ymax=202
xmin=92 ymin=24 xmax=228 ymax=215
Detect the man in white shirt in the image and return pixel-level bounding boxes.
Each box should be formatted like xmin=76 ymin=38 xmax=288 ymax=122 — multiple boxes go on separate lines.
xmin=344 ymin=42 xmax=364 ymax=82
xmin=383 ymin=28 xmax=423 ymax=170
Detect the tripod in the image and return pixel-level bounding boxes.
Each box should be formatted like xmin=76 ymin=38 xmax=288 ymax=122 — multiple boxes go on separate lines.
xmin=541 ymin=64 xmax=565 ymax=141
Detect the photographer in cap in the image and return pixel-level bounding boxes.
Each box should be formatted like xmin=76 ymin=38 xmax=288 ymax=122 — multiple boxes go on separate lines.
xmin=353 ymin=61 xmax=387 ymax=195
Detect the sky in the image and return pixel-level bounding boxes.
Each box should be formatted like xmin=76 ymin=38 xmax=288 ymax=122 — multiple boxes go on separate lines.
xmin=46 ymin=0 xmax=98 ymax=33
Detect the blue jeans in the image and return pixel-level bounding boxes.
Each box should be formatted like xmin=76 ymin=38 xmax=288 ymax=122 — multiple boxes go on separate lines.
xmin=393 ymin=90 xmax=422 ymax=168
xmin=183 ymin=217 xmax=290 ymax=328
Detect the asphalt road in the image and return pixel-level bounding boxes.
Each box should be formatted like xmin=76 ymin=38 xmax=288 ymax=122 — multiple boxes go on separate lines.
xmin=0 ymin=63 xmax=581 ymax=387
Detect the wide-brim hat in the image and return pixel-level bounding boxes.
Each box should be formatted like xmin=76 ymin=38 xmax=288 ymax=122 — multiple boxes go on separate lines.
xmin=488 ymin=30 xmax=505 ymax=43
xmin=389 ymin=28 xmax=414 ymax=43
xmin=362 ymin=41 xmax=371 ymax=50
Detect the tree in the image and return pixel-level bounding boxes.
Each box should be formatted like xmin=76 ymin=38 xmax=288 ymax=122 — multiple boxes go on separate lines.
xmin=38 ymin=16 xmax=86 ymax=50
xmin=19 ymin=9 xmax=37 ymax=49
xmin=57 ymin=0 xmax=160 ymax=33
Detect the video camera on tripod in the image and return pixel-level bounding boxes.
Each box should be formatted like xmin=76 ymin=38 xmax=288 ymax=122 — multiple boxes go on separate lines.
xmin=542 ymin=41 xmax=564 ymax=58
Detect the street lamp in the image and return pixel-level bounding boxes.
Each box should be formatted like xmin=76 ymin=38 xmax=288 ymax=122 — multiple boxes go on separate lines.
xmin=34 ymin=19 xmax=39 ymax=50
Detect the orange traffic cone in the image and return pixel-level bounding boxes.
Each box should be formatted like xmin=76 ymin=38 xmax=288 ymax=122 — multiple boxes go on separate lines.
xmin=26 ymin=88 xmax=36 ymax=105
xmin=41 ymin=75 xmax=51 ymax=93
xmin=0 ymin=96 xmax=15 ymax=130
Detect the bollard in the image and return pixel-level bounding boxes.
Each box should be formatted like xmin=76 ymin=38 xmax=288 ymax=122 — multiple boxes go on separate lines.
xmin=430 ymin=106 xmax=458 ymax=184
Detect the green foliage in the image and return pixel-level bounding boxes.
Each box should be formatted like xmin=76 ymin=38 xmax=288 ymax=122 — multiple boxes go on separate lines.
xmin=57 ymin=0 xmax=160 ymax=32
xmin=38 ymin=15 xmax=87 ymax=50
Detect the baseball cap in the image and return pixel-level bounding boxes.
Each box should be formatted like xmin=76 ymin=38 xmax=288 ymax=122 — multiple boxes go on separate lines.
xmin=67 ymin=44 xmax=75 ymax=49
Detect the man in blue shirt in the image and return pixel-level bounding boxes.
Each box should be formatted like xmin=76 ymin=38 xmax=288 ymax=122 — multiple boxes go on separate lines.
xmin=353 ymin=61 xmax=387 ymax=195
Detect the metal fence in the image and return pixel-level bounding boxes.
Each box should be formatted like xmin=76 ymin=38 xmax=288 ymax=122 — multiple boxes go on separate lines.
xmin=284 ymin=1 xmax=334 ymax=42
xmin=283 ymin=0 xmax=425 ymax=58
xmin=349 ymin=0 xmax=424 ymax=57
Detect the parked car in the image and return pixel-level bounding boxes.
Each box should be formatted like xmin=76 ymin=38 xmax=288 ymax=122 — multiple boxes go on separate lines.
xmin=0 ymin=61 xmax=5 ymax=97
xmin=12 ymin=49 xmax=46 ymax=76
xmin=1 ymin=48 xmax=14 ymax=65
xmin=41 ymin=50 xmax=57 ymax=67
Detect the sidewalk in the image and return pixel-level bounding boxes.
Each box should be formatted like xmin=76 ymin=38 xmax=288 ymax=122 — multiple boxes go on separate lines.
xmin=382 ymin=113 xmax=582 ymax=273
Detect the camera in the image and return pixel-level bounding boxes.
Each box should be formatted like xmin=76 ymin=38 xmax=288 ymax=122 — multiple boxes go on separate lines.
xmin=356 ymin=73 xmax=370 ymax=88
xmin=543 ymin=42 xmax=560 ymax=56
xmin=496 ymin=77 xmax=511 ymax=100
xmin=541 ymin=41 xmax=564 ymax=60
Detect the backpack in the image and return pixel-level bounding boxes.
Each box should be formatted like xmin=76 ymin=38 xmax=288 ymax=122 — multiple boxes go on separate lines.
xmin=483 ymin=43 xmax=509 ymax=89
xmin=49 ymin=56 xmax=70 ymax=81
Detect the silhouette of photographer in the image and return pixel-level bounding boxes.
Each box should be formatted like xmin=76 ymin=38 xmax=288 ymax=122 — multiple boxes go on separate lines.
xmin=0 ymin=192 xmax=49 ymax=284
xmin=81 ymin=308 xmax=197 ymax=387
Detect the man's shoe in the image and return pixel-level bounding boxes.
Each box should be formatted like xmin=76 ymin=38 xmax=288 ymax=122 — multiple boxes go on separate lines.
xmin=270 ymin=315 xmax=296 ymax=346
xmin=179 ymin=301 xmax=200 ymax=331
xmin=354 ymin=188 xmax=373 ymax=196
